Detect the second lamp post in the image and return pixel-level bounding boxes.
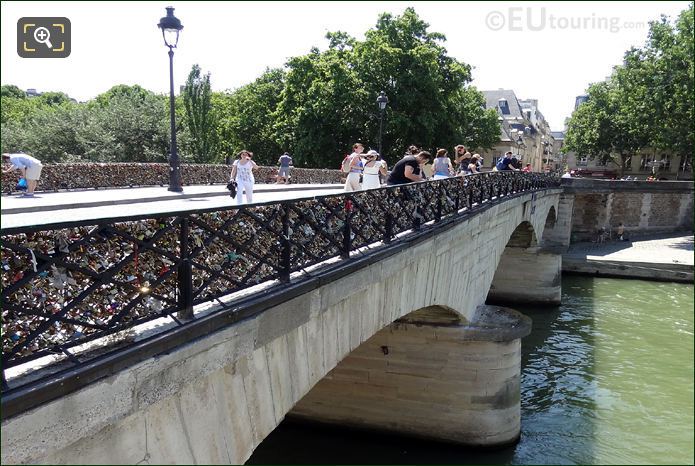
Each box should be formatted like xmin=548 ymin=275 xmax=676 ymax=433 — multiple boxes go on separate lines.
xmin=158 ymin=6 xmax=184 ymax=192
xmin=376 ymin=91 xmax=388 ymax=156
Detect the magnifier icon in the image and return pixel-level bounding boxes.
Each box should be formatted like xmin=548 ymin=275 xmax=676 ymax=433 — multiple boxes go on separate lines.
xmin=33 ymin=27 xmax=53 ymax=49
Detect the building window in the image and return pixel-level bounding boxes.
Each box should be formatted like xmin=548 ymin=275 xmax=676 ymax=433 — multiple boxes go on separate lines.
xmin=660 ymin=155 xmax=671 ymax=170
xmin=595 ymin=158 xmax=607 ymax=167
xmin=639 ymin=155 xmax=651 ymax=171
xmin=577 ymin=156 xmax=588 ymax=166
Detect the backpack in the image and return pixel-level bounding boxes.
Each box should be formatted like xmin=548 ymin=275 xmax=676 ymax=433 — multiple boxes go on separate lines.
xmin=341 ymin=155 xmax=352 ymax=173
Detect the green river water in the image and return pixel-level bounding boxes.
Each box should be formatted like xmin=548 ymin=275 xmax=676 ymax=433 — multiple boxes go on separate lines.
xmin=248 ymin=276 xmax=694 ymax=465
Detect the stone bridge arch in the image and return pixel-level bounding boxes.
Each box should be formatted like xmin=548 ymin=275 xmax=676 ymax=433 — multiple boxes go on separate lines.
xmin=487 ymin=199 xmax=562 ymax=305
xmin=2 ymin=189 xmax=562 ymax=465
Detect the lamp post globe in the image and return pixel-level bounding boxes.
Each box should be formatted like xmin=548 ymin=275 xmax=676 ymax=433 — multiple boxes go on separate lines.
xmin=158 ymin=6 xmax=184 ymax=192
xmin=376 ymin=91 xmax=389 ymax=156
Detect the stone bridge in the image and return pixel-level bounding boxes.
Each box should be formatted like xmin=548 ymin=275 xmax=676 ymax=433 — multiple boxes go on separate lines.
xmin=1 ymin=177 xmax=566 ymax=464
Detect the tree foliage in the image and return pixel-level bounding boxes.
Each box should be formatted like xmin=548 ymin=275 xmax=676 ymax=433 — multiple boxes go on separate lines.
xmin=215 ymin=68 xmax=286 ymax=165
xmin=182 ymin=64 xmax=218 ymax=163
xmin=82 ymin=88 xmax=170 ymax=162
xmin=566 ymin=3 xmax=693 ymax=174
xmin=274 ymin=8 xmax=498 ymax=167
xmin=1 ymin=84 xmax=169 ymax=162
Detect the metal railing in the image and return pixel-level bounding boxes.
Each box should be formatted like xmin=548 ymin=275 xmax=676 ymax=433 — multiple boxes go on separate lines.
xmin=1 ymin=172 xmax=559 ymax=386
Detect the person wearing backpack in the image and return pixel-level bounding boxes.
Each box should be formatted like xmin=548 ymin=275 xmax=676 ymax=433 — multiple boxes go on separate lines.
xmin=343 ymin=142 xmax=364 ymax=192
xmin=495 ymin=151 xmax=519 ymax=172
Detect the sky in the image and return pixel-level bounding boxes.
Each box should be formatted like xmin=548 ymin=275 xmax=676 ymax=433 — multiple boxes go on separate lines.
xmin=1 ymin=1 xmax=690 ymax=131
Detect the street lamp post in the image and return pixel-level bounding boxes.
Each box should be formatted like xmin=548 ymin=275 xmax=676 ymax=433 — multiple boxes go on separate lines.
xmin=376 ymin=91 xmax=388 ymax=155
xmin=514 ymin=130 xmax=524 ymax=157
xmin=158 ymin=7 xmax=184 ymax=192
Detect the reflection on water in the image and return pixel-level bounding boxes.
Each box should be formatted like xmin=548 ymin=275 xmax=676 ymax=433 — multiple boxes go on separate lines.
xmin=248 ymin=276 xmax=694 ymax=465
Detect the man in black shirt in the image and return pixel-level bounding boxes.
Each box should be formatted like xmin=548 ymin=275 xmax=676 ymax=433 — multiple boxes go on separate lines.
xmin=387 ymin=151 xmax=432 ymax=185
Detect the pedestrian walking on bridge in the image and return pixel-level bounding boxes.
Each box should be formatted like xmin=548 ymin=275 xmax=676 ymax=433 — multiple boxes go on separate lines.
xmin=277 ymin=151 xmax=293 ymax=184
xmin=230 ymin=150 xmax=258 ymax=204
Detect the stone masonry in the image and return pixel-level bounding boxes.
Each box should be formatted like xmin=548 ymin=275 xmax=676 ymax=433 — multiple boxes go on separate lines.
xmin=1 ymin=190 xmax=561 ymax=465
xmin=562 ymin=179 xmax=693 ymax=242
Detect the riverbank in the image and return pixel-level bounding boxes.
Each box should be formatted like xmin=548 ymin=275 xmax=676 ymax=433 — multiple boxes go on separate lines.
xmin=562 ymin=233 xmax=694 ymax=283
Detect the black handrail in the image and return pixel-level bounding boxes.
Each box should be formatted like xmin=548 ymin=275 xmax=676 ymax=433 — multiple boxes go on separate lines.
xmin=1 ymin=172 xmax=559 ymax=383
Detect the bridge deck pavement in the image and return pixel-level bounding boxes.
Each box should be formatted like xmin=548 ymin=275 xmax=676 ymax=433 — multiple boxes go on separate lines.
xmin=0 ymin=183 xmax=344 ymax=230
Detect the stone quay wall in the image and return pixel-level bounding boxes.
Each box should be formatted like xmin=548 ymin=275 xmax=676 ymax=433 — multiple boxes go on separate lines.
xmin=1 ymin=163 xmax=344 ymax=193
xmin=562 ymin=179 xmax=694 ymax=242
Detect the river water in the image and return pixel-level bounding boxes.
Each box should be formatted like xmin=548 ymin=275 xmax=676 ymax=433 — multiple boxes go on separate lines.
xmin=248 ymin=276 xmax=694 ymax=465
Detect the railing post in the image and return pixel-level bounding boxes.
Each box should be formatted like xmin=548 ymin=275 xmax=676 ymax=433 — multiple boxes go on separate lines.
xmin=342 ymin=197 xmax=352 ymax=259
xmin=413 ymin=206 xmax=422 ymax=230
xmin=177 ymin=215 xmax=193 ymax=320
xmin=455 ymin=179 xmax=461 ymax=211
xmin=436 ymin=183 xmax=443 ymax=222
xmin=280 ymin=204 xmax=291 ymax=283
xmin=479 ymin=177 xmax=485 ymax=205
xmin=384 ymin=212 xmax=394 ymax=243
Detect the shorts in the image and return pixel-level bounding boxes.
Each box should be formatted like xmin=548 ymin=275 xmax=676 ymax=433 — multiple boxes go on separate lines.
xmin=278 ymin=167 xmax=290 ymax=178
xmin=25 ymin=164 xmax=43 ymax=180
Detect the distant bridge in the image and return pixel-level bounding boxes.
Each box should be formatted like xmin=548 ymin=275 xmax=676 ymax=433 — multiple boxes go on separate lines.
xmin=1 ymin=173 xmax=567 ymax=464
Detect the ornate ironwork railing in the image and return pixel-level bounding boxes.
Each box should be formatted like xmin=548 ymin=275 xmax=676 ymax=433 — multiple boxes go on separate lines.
xmin=1 ymin=172 xmax=559 ymax=383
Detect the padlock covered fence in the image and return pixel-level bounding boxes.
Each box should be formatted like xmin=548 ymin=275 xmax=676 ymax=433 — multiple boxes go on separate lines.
xmin=1 ymin=162 xmax=344 ymax=193
xmin=1 ymin=172 xmax=559 ymax=389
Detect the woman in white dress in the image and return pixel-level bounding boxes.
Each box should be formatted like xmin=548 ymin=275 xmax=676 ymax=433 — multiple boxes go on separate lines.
xmin=361 ymin=150 xmax=388 ymax=190
xmin=229 ymin=149 xmax=258 ymax=204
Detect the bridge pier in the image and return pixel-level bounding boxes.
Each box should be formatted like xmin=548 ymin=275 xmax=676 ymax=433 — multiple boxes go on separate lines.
xmin=288 ymin=305 xmax=531 ymax=447
xmin=486 ymin=246 xmax=562 ymax=305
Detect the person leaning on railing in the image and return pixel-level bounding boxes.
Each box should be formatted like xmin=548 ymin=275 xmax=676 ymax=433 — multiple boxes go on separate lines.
xmin=494 ymin=151 xmax=520 ymax=172
xmin=432 ymin=148 xmax=455 ymax=180
xmin=467 ymin=154 xmax=482 ymax=174
xmin=2 ymin=152 xmax=43 ymax=197
xmin=386 ymin=151 xmax=432 ymax=185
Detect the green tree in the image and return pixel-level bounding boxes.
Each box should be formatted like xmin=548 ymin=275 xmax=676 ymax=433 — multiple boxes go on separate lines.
xmin=1 ymin=87 xmax=81 ymax=158
xmin=182 ymin=65 xmax=218 ymax=163
xmin=12 ymin=104 xmax=87 ymax=162
xmin=1 ymin=85 xmax=26 ymax=99
xmin=217 ymin=68 xmax=286 ymax=165
xmin=643 ymin=4 xmax=694 ymax=171
xmin=36 ymin=91 xmax=73 ymax=106
xmin=274 ymin=8 xmax=499 ymax=167
xmin=84 ymin=90 xmax=170 ymax=162
xmin=93 ymin=84 xmax=152 ymax=108
xmin=566 ymin=4 xmax=694 ymax=176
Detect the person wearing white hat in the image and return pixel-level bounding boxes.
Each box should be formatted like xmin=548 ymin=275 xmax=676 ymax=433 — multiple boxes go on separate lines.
xmin=362 ymin=150 xmax=387 ymax=190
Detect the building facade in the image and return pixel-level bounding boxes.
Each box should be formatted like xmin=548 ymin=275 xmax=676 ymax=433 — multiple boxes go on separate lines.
xmin=480 ymin=89 xmax=555 ymax=172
